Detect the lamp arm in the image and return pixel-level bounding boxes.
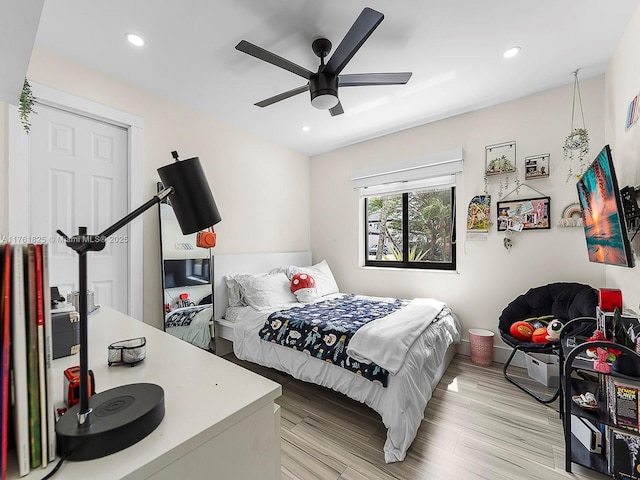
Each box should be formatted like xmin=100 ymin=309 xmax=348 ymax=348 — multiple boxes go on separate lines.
xmin=99 ymin=186 xmax=174 ymax=239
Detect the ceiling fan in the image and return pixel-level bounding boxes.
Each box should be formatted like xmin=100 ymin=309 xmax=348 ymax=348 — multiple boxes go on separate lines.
xmin=235 ymin=7 xmax=412 ymax=116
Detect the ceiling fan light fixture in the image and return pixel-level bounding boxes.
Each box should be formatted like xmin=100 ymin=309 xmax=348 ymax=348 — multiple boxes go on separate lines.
xmin=311 ymin=93 xmax=339 ymax=110
xmin=310 ymin=72 xmax=339 ymax=110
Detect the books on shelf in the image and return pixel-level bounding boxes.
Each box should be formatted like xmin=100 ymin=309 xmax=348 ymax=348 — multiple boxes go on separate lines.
xmin=34 ymin=245 xmax=47 ymax=469
xmin=1 ymin=245 xmax=12 ymax=480
xmin=608 ymin=426 xmax=640 ymax=480
xmin=42 ymin=245 xmax=55 ymax=463
xmin=9 ymin=246 xmax=29 ymax=477
xmin=0 ymin=243 xmax=55 ymax=478
xmin=607 ymin=376 xmax=640 ymax=432
xmin=24 ymin=245 xmax=41 ymax=470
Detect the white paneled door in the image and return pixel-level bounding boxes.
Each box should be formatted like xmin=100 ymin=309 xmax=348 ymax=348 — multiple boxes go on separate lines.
xmin=28 ymin=104 xmax=129 ymax=314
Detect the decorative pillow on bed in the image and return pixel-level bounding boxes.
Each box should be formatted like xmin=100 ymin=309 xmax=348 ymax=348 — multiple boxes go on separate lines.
xmin=224 ymin=275 xmax=245 ymax=307
xmin=290 ymin=273 xmax=318 ymax=303
xmin=235 ymin=272 xmax=297 ymax=309
xmin=289 ymin=260 xmax=339 ymax=298
xmin=224 ymin=306 xmax=246 ymax=323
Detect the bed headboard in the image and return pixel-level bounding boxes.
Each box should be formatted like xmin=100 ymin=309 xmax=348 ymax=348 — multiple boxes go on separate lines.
xmin=212 ymin=251 xmax=312 ymax=320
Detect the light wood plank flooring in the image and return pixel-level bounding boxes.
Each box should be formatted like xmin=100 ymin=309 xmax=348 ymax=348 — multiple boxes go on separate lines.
xmin=224 ymin=353 xmax=609 ymax=480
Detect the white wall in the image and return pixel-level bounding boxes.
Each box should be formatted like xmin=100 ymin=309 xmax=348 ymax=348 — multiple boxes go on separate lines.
xmin=604 ymin=3 xmax=640 ymax=314
xmin=310 ymin=77 xmax=608 ymax=346
xmin=0 ymin=48 xmax=311 ymax=329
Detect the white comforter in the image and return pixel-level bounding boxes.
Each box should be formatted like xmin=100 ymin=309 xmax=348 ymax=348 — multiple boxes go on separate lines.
xmin=232 ymin=294 xmax=461 ymax=463
xmin=347 ymin=298 xmax=445 ymax=375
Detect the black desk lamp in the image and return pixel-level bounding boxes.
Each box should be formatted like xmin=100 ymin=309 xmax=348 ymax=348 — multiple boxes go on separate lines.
xmin=55 ymin=152 xmax=221 ymax=461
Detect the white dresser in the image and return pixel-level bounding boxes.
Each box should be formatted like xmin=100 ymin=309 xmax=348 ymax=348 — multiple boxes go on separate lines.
xmin=7 ymin=306 xmax=282 ymax=479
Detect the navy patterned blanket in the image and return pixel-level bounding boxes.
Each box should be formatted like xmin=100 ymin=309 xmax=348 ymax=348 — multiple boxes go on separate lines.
xmin=258 ymin=294 xmax=410 ymax=386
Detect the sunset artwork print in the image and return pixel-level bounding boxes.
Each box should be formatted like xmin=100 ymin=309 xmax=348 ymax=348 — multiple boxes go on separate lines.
xmin=576 ymin=145 xmax=634 ymax=267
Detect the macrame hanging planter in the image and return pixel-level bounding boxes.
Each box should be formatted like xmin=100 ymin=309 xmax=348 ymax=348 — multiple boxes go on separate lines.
xmin=563 ymin=70 xmax=589 ymax=181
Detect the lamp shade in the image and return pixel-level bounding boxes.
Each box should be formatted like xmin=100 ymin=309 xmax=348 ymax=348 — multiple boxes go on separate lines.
xmin=157 ymin=157 xmax=222 ymax=234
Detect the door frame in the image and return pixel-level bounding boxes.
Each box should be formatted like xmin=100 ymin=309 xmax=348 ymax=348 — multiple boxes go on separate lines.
xmin=8 ymin=82 xmax=144 ymax=320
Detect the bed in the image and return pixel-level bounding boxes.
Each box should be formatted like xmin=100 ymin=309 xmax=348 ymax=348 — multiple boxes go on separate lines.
xmin=212 ymin=251 xmax=461 ymax=463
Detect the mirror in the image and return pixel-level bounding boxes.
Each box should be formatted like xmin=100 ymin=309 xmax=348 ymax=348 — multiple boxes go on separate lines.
xmin=157 ymin=182 xmax=214 ymax=351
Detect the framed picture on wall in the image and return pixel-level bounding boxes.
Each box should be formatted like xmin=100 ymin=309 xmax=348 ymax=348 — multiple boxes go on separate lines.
xmin=496 ymin=196 xmax=551 ymax=231
xmin=525 ymin=154 xmax=550 ymax=180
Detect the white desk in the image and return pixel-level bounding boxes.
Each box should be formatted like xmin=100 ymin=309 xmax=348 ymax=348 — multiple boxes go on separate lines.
xmin=7 ymin=307 xmax=282 ymax=479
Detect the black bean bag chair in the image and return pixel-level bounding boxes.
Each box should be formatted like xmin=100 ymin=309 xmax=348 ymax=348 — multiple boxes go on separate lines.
xmin=499 ymin=282 xmax=598 ymax=403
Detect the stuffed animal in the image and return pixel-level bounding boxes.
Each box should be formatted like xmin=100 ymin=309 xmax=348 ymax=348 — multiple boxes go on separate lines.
xmin=290 ymin=273 xmax=318 ymax=303
xmin=585 ymin=330 xmax=619 ymax=360
xmin=509 ymin=315 xmax=556 ymax=342
xmin=531 ymin=327 xmax=549 ymax=343
xmin=545 ymin=319 xmax=563 ymax=342
xmin=509 ymin=321 xmax=534 ymax=341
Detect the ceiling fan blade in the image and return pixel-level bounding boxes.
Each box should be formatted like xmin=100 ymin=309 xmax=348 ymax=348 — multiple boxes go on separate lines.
xmin=324 ymin=7 xmax=384 ymax=76
xmin=329 ymin=102 xmax=344 ymax=116
xmin=236 ymin=40 xmax=313 ymax=80
xmin=255 ymin=85 xmax=310 ymax=107
xmin=339 ymin=72 xmax=412 ymax=87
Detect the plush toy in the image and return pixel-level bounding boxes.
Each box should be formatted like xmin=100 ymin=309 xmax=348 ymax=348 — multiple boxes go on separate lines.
xmin=290 ymin=273 xmax=318 ymax=303
xmin=585 ymin=330 xmax=619 ymax=360
xmin=531 ymin=327 xmax=549 ymax=343
xmin=510 ymin=321 xmax=534 ymax=341
xmin=509 ymin=315 xmax=556 ymax=342
xmin=545 ymin=319 xmax=563 ymax=342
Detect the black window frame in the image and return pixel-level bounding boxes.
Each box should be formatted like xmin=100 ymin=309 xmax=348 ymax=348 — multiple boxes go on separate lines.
xmin=364 ymin=187 xmax=456 ymax=271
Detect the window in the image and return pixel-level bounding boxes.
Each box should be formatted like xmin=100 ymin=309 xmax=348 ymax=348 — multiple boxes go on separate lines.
xmin=352 ymin=148 xmax=463 ymax=271
xmin=365 ymin=186 xmax=456 ymax=270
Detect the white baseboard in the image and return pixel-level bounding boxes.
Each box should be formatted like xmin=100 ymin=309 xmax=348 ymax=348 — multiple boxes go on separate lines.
xmin=457 ymin=340 xmax=528 ymax=368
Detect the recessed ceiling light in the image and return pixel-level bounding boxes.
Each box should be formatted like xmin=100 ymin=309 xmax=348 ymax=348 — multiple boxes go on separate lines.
xmin=503 ymin=46 xmax=521 ymax=59
xmin=301 ymin=125 xmax=310 ymax=132
xmin=125 ymin=33 xmax=145 ymax=47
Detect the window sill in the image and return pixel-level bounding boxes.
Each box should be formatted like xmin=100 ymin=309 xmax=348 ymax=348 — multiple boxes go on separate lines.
xmin=360 ymin=265 xmax=460 ymax=275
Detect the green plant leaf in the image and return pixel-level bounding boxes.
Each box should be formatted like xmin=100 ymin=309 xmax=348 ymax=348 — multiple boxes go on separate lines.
xmin=19 ymin=79 xmax=36 ymax=134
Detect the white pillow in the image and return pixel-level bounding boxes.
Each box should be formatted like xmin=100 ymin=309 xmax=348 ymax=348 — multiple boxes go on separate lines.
xmin=235 ymin=272 xmax=297 ymax=309
xmin=289 ymin=260 xmax=339 ymax=298
xmin=224 ymin=276 xmax=244 ymax=307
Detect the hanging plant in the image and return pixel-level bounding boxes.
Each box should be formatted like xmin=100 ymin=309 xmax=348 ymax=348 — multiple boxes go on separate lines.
xmin=563 ymin=128 xmax=589 ymax=180
xmin=19 ymin=79 xmax=36 ymax=134
xmin=483 ymin=141 xmax=519 ymax=197
xmin=484 ymin=156 xmax=519 ymax=198
xmin=563 ymin=71 xmax=589 ymax=181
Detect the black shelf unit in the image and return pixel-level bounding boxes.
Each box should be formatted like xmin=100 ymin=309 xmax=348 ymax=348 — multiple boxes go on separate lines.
xmin=559 ymin=316 xmax=640 ymax=476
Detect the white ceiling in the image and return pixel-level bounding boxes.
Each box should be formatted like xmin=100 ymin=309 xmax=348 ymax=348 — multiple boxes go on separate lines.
xmin=31 ymin=0 xmax=639 ymax=157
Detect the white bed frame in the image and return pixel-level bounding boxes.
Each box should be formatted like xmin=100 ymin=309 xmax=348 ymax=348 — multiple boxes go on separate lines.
xmin=212 ymin=251 xmax=312 ymax=342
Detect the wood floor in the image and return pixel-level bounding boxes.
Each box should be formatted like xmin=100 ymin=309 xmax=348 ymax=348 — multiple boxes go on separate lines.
xmin=224 ymin=353 xmax=610 ymax=480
